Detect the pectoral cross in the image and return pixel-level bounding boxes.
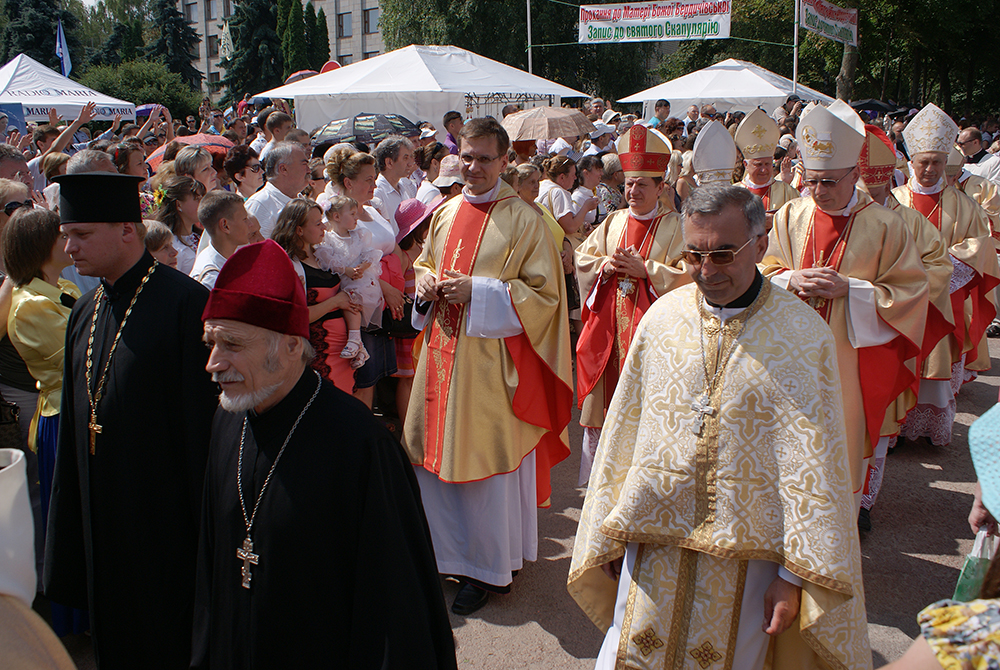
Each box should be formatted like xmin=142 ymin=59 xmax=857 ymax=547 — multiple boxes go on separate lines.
xmin=237 ymin=536 xmax=258 ymax=589
xmin=88 ymin=414 xmax=102 ymax=455
xmin=692 ymin=394 xmax=715 ymax=436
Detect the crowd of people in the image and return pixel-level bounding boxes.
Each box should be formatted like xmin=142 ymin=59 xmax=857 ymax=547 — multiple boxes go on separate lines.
xmin=0 ymin=87 xmax=998 ymax=670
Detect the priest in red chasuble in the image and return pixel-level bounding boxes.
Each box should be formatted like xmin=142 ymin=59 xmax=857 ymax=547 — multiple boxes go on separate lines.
xmin=892 ymin=103 xmax=1000 ymax=447
xmin=403 ymin=117 xmax=573 ymax=615
xmin=764 ymin=100 xmax=928 ymax=512
xmin=734 ymin=109 xmax=802 ymax=229
xmin=575 ymin=125 xmax=690 ymax=486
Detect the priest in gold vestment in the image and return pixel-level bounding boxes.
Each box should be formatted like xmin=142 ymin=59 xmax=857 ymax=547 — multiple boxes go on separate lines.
xmin=734 ymin=109 xmax=801 ymax=229
xmin=765 ymin=101 xmax=928 ymax=506
xmin=405 ymin=118 xmax=573 ymax=615
xmin=576 ymin=125 xmax=690 ymax=486
xmin=569 ymin=185 xmax=870 ymax=670
xmin=892 ymin=104 xmax=1000 ymax=447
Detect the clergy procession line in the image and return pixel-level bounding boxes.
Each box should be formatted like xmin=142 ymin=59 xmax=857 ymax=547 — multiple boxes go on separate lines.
xmin=1 ymin=91 xmax=999 ymax=670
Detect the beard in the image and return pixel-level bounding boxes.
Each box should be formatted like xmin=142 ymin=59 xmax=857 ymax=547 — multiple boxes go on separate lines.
xmin=213 ymin=370 xmax=282 ymax=414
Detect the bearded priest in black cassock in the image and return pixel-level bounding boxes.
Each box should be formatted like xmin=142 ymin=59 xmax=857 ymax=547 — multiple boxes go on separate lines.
xmin=192 ymin=240 xmax=456 ymax=669
xmin=43 ymin=173 xmax=219 ymax=668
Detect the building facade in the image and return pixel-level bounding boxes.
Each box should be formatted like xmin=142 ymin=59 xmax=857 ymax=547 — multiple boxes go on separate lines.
xmin=180 ymin=0 xmax=384 ymax=98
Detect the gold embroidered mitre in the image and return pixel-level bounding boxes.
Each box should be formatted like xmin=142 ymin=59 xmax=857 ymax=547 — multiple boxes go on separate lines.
xmin=796 ymin=100 xmax=865 ymax=171
xmin=735 ymin=108 xmax=779 ymax=160
xmin=946 ymin=145 xmax=965 ymax=177
xmin=903 ymin=103 xmax=959 ymax=156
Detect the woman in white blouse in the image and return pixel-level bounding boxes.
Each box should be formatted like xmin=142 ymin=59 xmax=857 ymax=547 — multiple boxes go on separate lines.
xmin=536 ymin=155 xmax=596 ymax=237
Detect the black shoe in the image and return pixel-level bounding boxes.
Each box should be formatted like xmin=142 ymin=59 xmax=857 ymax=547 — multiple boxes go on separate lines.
xmin=451 ymin=582 xmax=489 ymax=615
xmin=858 ymin=508 xmax=872 ymax=532
xmin=988 ymin=323 xmax=1000 ymax=338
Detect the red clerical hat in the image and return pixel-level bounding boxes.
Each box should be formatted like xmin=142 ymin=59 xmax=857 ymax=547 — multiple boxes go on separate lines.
xmin=202 ymin=240 xmax=309 ymax=338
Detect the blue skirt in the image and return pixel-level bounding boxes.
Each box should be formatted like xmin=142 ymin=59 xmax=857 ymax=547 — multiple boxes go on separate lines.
xmin=355 ymin=330 xmax=398 ymax=389
xmin=37 ymin=413 xmax=89 ymax=637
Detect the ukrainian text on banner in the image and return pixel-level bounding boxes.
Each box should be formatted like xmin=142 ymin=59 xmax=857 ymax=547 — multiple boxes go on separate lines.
xmin=577 ymin=1 xmax=731 ymax=44
xmin=800 ymin=0 xmax=857 ymax=46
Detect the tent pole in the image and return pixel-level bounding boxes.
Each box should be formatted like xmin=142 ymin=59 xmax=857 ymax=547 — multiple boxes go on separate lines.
xmin=527 ymin=0 xmax=534 ymax=74
xmin=792 ymin=0 xmax=799 ymax=96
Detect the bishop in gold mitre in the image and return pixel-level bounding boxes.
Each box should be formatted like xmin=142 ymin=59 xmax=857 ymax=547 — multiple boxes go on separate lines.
xmin=735 ymin=108 xmax=801 ymax=227
xmin=570 ymin=184 xmax=871 ymax=670
xmin=575 ymin=125 xmax=691 ymax=486
xmin=856 ymin=124 xmax=953 ymax=523
xmin=764 ymin=100 xmax=928 ymax=511
xmin=893 ymin=103 xmax=1000 ymax=447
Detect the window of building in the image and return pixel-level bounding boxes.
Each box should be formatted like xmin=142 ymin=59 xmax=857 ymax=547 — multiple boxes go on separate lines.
xmin=206 ymin=0 xmax=217 ymax=20
xmin=207 ymin=35 xmax=219 ymax=57
xmin=222 ymin=0 xmax=232 ymax=17
xmin=363 ymin=8 xmax=379 ymax=34
xmin=208 ymin=71 xmax=221 ymax=91
xmin=338 ymin=54 xmax=353 ymax=66
xmin=363 ymin=51 xmax=378 ymax=60
xmin=337 ymin=12 xmax=352 ymax=38
xmin=184 ymin=1 xmax=198 ymax=23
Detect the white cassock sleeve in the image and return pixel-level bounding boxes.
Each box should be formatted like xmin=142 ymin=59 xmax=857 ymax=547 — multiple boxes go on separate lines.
xmin=844 ymin=278 xmax=898 ymax=348
xmin=466 ymin=277 xmax=523 ymax=338
xmin=768 ymin=269 xmax=792 ymax=290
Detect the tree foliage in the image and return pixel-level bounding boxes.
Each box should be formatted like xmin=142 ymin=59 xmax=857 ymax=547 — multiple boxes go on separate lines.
xmin=0 ymin=0 xmax=82 ymax=72
xmin=219 ymin=0 xmax=283 ymax=104
xmin=89 ymin=19 xmax=146 ymax=67
xmin=312 ymin=7 xmax=330 ymax=69
xmin=282 ymin=0 xmax=309 ymax=77
xmin=276 ymin=0 xmax=291 ymax=44
xmin=145 ymin=0 xmax=202 ymax=87
xmin=80 ymin=59 xmax=202 ymax=118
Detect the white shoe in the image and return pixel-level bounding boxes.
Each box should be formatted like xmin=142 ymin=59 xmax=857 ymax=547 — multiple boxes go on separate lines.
xmin=350 ymin=343 xmax=370 ymax=369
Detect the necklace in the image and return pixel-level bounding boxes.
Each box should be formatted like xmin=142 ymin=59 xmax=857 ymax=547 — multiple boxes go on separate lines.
xmin=85 ymin=262 xmax=157 ymax=455
xmin=691 ymin=294 xmax=757 ymax=436
xmin=617 ymin=212 xmax=658 ymax=295
xmin=236 ymin=370 xmax=322 ymax=589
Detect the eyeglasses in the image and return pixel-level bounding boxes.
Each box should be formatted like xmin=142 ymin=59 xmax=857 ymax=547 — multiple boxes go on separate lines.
xmin=3 ymin=199 xmax=33 ymax=216
xmin=681 ymin=236 xmax=757 ymax=266
xmin=459 ymin=153 xmax=500 ymax=166
xmin=802 ymin=169 xmax=856 ymax=189
xmin=958 ymin=138 xmax=978 ymax=147
xmin=247 ymin=163 xmax=262 ymax=173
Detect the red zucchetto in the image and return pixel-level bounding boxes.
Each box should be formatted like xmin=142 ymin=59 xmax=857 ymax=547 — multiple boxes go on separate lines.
xmin=202 ymin=239 xmax=309 ymax=338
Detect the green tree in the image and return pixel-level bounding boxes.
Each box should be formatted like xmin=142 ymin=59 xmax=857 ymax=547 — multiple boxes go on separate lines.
xmin=219 ymin=0 xmax=283 ymax=104
xmin=282 ymin=0 xmax=309 ymax=77
xmin=0 ymin=0 xmax=82 ymax=72
xmin=313 ymin=7 xmax=330 ymax=68
xmin=276 ymin=0 xmax=291 ymax=43
xmin=79 ymin=59 xmax=202 ymax=119
xmin=90 ymin=20 xmax=144 ymax=66
xmin=146 ymin=0 xmax=202 ymax=88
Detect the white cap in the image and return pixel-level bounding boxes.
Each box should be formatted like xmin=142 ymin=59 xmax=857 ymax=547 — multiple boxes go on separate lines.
xmin=903 ymin=103 xmax=959 ymax=156
xmin=796 ymin=101 xmax=866 ymax=171
xmin=590 ymin=122 xmax=615 ymax=139
xmin=692 ymin=120 xmax=737 ymax=184
xmin=419 ymin=127 xmax=437 ymax=140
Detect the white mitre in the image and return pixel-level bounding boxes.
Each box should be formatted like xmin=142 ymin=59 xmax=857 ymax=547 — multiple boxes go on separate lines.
xmin=795 ymin=100 xmax=865 ymax=171
xmin=903 ymin=103 xmax=959 ymax=156
xmin=735 ymin=109 xmax=780 ymax=160
xmin=945 ymin=145 xmax=966 ymax=177
xmin=692 ymin=120 xmax=737 ymax=184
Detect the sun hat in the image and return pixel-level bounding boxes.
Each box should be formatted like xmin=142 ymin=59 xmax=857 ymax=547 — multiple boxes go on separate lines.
xmin=394 ymin=196 xmax=446 ymax=243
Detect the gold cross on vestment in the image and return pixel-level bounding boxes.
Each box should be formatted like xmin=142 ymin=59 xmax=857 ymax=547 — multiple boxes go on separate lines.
xmin=237 ymin=536 xmax=259 ymax=589
xmin=751 ymin=124 xmax=767 ymax=139
xmin=692 ymin=394 xmax=715 ymax=435
xmin=88 ymin=416 xmax=102 ymax=455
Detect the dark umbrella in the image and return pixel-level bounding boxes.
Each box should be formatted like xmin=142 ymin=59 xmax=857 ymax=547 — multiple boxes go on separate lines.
xmin=284 ymin=70 xmax=318 ymax=85
xmin=849 ymin=99 xmax=896 ymax=114
xmin=146 ymin=133 xmax=235 ymax=172
xmin=311 ymin=112 xmax=421 ymax=148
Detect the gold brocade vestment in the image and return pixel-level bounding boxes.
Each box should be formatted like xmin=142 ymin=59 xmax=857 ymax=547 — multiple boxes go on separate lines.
xmin=569 ymin=282 xmax=871 ymax=670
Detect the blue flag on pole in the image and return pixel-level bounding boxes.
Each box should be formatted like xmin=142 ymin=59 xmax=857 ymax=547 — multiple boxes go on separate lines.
xmin=56 ymin=19 xmax=72 ymax=78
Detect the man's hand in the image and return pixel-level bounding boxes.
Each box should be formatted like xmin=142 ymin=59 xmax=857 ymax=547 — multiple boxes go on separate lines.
xmin=75 ymin=101 xmax=97 ymax=127
xmin=48 ymin=108 xmax=61 ymax=126
xmin=111 ymin=113 xmax=122 ymax=133
xmin=762 ymin=576 xmax=801 ymax=636
xmin=970 ymin=481 xmax=997 ymax=535
xmin=779 ymin=156 xmax=792 ymax=182
xmin=610 ymin=246 xmax=646 ymax=279
xmin=31 ymin=190 xmax=47 ymax=209
xmin=439 ymin=269 xmax=472 ymax=304
xmin=788 ymin=267 xmax=849 ymax=299
xmin=600 ymin=556 xmax=624 ymax=581
xmin=416 ymin=272 xmax=440 ymax=302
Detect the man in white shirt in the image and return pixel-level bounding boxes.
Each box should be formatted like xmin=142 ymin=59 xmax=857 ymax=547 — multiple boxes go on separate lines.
xmin=373 ymin=135 xmax=416 ymax=231
xmin=190 ymin=190 xmax=251 ymax=289
xmin=245 ymin=142 xmax=310 ymax=239
xmin=958 ymin=127 xmax=1000 ymax=184
xmin=583 ymin=123 xmax=615 ymax=157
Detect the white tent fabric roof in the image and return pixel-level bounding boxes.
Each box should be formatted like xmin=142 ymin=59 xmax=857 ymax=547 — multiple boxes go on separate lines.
xmin=619 ymin=59 xmax=834 ymax=119
xmin=0 ymin=54 xmax=135 ymax=121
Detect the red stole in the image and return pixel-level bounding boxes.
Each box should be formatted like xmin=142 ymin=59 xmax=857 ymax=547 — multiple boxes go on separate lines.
xmin=804 ymin=202 xmax=917 ymax=449
xmin=576 ymin=213 xmax=661 ymax=412
xmin=746 ymin=181 xmax=771 ymax=210
xmin=422 ymin=196 xmax=572 ymax=506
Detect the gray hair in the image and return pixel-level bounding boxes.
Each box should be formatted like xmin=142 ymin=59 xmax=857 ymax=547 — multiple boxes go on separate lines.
xmin=174 ymin=146 xmax=212 ymax=177
xmin=600 ymin=153 xmax=621 ymax=180
xmin=263 ymin=329 xmax=315 ymax=369
xmin=681 ymin=184 xmax=766 ymax=237
xmin=67 ymin=149 xmax=115 ymax=173
xmin=263 ymin=141 xmax=301 ymax=178
xmin=373 ymin=135 xmax=413 ymax=172
xmin=0 ymin=143 xmax=23 ymax=165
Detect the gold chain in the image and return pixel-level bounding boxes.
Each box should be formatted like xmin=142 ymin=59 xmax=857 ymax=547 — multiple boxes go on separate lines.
xmin=85 ymin=262 xmax=157 ymax=453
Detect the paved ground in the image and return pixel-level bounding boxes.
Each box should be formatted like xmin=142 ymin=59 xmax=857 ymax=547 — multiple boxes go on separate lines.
xmin=55 ymin=341 xmax=999 ymax=668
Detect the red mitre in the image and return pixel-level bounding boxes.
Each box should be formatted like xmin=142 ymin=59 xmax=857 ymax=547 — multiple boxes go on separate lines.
xmin=202 ymin=239 xmax=309 ymax=338
xmin=616 ymin=125 xmax=671 ymax=178
xmin=859 ymin=124 xmax=897 ymax=186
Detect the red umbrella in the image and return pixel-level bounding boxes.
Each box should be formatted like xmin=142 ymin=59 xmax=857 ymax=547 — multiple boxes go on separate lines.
xmin=146 ymin=133 xmax=235 ymax=172
xmin=284 ymin=69 xmax=318 ymax=85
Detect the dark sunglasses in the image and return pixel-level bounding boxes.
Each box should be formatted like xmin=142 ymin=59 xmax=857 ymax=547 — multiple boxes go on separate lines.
xmin=4 ymin=199 xmax=33 ymax=216
xmin=681 ymin=237 xmax=757 ymax=267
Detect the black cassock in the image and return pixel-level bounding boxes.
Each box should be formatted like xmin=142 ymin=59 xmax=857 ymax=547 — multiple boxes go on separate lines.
xmin=191 ymin=369 xmax=457 ymax=669
xmin=44 ymin=252 xmax=218 ymax=669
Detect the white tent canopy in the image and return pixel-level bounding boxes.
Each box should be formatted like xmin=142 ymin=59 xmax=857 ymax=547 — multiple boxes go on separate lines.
xmin=619 ymin=59 xmax=834 ymax=120
xmin=0 ymin=54 xmax=135 ymax=122
xmin=256 ymin=45 xmax=588 ymax=134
